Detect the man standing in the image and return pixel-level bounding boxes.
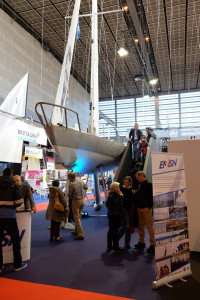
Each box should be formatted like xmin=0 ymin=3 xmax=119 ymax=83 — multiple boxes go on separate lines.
xmin=67 ymin=172 xmax=84 ymax=240
xmin=13 ymin=175 xmax=36 ymax=213
xmin=134 ymin=171 xmax=155 ymax=253
xmin=129 ymin=123 xmax=142 ymax=160
xmin=0 ymin=168 xmax=27 ymax=272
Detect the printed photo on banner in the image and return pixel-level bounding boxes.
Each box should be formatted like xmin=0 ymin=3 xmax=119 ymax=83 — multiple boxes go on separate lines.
xmin=153 ymin=192 xmax=174 ymax=208
xmin=154 ymin=221 xmax=167 ymax=236
xmin=156 ymin=259 xmax=171 ymax=280
xmin=171 ymin=253 xmax=190 ymax=273
xmin=46 ymin=170 xmax=56 ymax=181
xmin=169 ymin=206 xmax=187 ymax=219
xmin=172 ymin=239 xmax=189 ymax=256
xmin=58 ymin=170 xmax=68 ymax=181
xmin=174 ymin=190 xmax=187 ymax=206
xmin=166 ymin=217 xmax=188 ymax=233
xmin=155 ymin=241 xmax=173 ymax=262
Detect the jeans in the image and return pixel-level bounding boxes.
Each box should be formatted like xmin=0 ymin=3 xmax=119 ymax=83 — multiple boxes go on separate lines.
xmin=118 ymin=210 xmax=131 ymax=246
xmin=0 ymin=218 xmax=22 ymax=269
xmin=140 ymin=152 xmax=146 ymax=164
xmin=132 ymin=140 xmax=140 ymax=160
xmin=72 ymin=199 xmax=84 ymax=238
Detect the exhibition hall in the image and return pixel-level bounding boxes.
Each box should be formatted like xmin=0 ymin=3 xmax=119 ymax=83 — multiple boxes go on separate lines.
xmin=0 ymin=0 xmax=200 ymax=300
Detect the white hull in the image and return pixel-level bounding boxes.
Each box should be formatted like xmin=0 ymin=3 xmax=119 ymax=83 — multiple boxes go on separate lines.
xmin=45 ymin=125 xmax=125 ymax=174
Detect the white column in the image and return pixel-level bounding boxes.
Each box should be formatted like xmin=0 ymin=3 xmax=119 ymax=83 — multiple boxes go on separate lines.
xmin=90 ymin=0 xmax=99 ymax=135
xmin=155 ymin=95 xmax=159 ymax=129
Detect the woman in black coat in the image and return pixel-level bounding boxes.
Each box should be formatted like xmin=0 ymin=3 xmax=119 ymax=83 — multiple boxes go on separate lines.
xmin=106 ymin=182 xmax=124 ymax=253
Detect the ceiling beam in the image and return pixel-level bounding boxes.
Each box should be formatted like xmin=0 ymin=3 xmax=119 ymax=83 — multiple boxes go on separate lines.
xmin=126 ymin=0 xmax=154 ymax=80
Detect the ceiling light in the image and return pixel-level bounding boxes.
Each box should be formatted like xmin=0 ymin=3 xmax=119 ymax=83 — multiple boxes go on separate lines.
xmin=134 ymin=74 xmax=143 ymax=81
xmin=123 ymin=5 xmax=129 ymax=12
xmin=118 ymin=47 xmax=128 ymax=57
xmin=149 ymin=78 xmax=158 ymax=85
xmin=134 ymin=38 xmax=139 ymax=43
xmin=145 ymin=36 xmax=149 ymax=41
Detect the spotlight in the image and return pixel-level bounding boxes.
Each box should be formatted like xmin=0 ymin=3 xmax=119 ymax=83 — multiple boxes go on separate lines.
xmin=149 ymin=78 xmax=158 ymax=85
xmin=134 ymin=38 xmax=139 ymax=43
xmin=118 ymin=47 xmax=128 ymax=57
xmin=144 ymin=36 xmax=149 ymax=41
xmin=123 ymin=5 xmax=129 ymax=12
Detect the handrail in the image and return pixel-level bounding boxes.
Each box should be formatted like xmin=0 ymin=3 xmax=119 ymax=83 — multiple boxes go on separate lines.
xmin=35 ymin=102 xmax=81 ymax=131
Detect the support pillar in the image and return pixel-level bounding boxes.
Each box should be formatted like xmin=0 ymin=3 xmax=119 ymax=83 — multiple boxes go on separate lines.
xmin=93 ymin=173 xmax=102 ymax=210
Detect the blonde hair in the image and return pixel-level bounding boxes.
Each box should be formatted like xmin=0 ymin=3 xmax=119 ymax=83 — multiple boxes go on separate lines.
xmin=110 ymin=182 xmax=120 ymax=192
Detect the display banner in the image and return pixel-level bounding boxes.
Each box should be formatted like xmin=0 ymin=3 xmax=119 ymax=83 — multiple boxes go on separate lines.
xmin=2 ymin=212 xmax=31 ymax=263
xmin=16 ymin=120 xmax=47 ymax=145
xmin=151 ymin=152 xmax=192 ymax=289
xmin=25 ymin=170 xmax=43 ymax=192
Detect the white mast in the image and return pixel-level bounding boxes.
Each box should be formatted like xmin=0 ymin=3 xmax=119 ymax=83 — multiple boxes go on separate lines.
xmin=52 ymin=0 xmax=81 ymax=125
xmin=89 ymin=0 xmax=99 ymax=135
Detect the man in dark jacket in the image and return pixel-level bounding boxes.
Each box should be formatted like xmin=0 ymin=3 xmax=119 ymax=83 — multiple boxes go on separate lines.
xmin=133 ymin=171 xmax=155 ymax=253
xmin=129 ymin=123 xmax=142 ymax=160
xmin=0 ymin=168 xmax=27 ymax=272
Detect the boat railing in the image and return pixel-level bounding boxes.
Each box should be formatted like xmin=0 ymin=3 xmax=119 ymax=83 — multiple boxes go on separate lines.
xmin=35 ymin=102 xmax=81 ymax=131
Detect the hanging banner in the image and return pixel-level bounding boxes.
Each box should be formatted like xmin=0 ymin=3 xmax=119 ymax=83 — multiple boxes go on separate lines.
xmin=25 ymin=146 xmax=43 ymax=159
xmin=16 ymin=120 xmax=47 ymax=145
xmin=151 ymin=152 xmax=192 ymax=289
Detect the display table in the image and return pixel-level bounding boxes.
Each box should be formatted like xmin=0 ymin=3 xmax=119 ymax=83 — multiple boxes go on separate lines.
xmin=2 ymin=210 xmax=32 ymax=263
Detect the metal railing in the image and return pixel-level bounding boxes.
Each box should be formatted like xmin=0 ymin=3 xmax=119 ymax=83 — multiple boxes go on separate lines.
xmin=35 ymin=102 xmax=81 ymax=131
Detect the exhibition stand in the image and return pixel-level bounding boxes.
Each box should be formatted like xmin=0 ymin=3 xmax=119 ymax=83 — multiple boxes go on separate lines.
xmin=2 ymin=210 xmax=32 ymax=263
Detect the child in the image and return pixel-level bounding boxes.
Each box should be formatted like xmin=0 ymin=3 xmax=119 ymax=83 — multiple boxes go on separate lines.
xmin=139 ymin=135 xmax=150 ymax=164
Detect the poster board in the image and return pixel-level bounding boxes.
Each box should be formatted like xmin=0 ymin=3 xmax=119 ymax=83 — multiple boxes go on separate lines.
xmin=151 ymin=152 xmax=192 ymax=289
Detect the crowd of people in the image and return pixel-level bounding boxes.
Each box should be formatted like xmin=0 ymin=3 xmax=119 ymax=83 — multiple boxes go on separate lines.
xmin=106 ymin=171 xmax=155 ymax=254
xmin=0 ymin=148 xmax=155 ymax=273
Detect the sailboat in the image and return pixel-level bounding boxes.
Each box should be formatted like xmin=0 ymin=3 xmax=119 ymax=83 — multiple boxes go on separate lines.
xmin=35 ymin=0 xmax=125 ymax=174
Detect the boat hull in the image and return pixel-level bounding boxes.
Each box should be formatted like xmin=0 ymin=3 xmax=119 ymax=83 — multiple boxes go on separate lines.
xmin=45 ymin=125 xmax=125 ymax=174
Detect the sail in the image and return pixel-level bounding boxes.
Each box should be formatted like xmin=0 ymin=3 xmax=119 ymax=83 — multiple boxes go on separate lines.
xmin=0 ymin=73 xmax=29 ymax=163
xmin=51 ymin=0 xmax=81 ymax=125
xmin=0 ymin=73 xmax=28 ymax=117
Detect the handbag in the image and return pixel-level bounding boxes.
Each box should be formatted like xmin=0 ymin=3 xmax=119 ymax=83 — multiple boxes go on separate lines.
xmin=54 ymin=192 xmax=64 ymax=212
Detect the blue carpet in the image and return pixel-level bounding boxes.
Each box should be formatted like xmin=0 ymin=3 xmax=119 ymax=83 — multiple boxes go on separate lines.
xmin=1 ymin=209 xmax=168 ymax=300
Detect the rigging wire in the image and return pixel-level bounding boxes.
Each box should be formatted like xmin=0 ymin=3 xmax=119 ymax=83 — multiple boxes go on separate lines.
xmin=168 ymin=0 xmax=173 ymax=93
xmin=40 ymin=0 xmax=45 ymax=87
xmin=191 ymin=1 xmax=200 ymax=89
xmin=111 ymin=2 xmax=120 ymax=101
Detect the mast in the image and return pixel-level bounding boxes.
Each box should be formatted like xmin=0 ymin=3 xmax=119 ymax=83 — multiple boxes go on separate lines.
xmin=51 ymin=0 xmax=81 ymax=125
xmin=89 ymin=0 xmax=99 ymax=135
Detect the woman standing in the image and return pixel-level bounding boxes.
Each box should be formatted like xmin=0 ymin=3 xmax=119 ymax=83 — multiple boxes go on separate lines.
xmin=106 ymin=182 xmax=124 ymax=253
xmin=118 ymin=176 xmax=135 ymax=249
xmin=46 ymin=180 xmax=67 ymax=242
